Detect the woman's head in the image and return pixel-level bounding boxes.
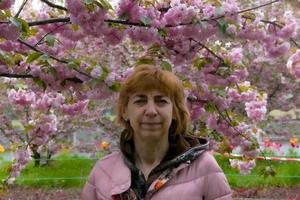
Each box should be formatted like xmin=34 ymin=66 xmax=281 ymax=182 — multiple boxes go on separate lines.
xmin=118 ymin=64 xmax=190 ymax=136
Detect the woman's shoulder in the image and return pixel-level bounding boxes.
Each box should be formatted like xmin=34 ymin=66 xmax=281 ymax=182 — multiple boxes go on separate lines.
xmin=192 ymin=151 xmax=223 ymax=174
xmin=94 ymin=151 xmax=123 ymax=170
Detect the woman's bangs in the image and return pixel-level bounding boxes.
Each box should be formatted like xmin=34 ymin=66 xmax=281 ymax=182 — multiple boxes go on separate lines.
xmin=129 ymin=75 xmax=171 ymax=97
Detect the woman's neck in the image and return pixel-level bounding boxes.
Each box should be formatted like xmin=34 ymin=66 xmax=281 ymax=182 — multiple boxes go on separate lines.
xmin=134 ymin=137 xmax=169 ymax=179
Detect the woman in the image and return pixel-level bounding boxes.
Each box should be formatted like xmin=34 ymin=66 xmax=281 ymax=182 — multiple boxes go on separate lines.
xmin=82 ymin=64 xmax=232 ymax=200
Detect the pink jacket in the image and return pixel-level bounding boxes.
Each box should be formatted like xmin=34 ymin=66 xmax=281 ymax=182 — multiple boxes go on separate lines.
xmin=81 ymin=151 xmax=232 ymax=200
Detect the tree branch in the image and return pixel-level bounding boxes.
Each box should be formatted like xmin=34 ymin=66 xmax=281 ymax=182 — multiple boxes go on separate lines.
xmin=40 ymin=0 xmax=68 ymax=12
xmin=35 ymin=22 xmax=68 ymax=47
xmin=206 ymin=0 xmax=280 ymax=21
xmin=28 ymin=17 xmax=71 ymax=26
xmin=17 ymin=39 xmax=92 ymax=78
xmin=242 ymin=15 xmax=300 ymax=49
xmin=0 ymin=73 xmax=33 ymax=78
xmin=15 ymin=0 xmax=29 ymax=18
xmin=0 ymin=72 xmax=83 ymax=83
xmin=191 ymin=38 xmax=225 ymax=64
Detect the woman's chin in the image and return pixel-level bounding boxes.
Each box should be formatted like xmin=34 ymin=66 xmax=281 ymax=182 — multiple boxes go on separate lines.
xmin=136 ymin=130 xmax=168 ymax=141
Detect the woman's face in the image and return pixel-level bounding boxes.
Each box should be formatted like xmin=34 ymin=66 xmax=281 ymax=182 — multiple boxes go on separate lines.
xmin=123 ymin=90 xmax=173 ymax=141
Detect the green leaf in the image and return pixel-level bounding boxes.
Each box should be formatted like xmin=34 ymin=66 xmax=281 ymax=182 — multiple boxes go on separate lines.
xmin=40 ymin=54 xmax=49 ymax=61
xmin=140 ymin=16 xmax=152 ymax=26
xmin=258 ymin=166 xmax=276 ymax=178
xmin=136 ymin=57 xmax=155 ymax=65
xmin=158 ymin=28 xmax=167 ymax=37
xmin=285 ymin=93 xmax=293 ymax=100
xmin=0 ymin=53 xmax=14 ymax=65
xmin=17 ymin=18 xmax=30 ymax=34
xmin=200 ymin=21 xmax=208 ymax=29
xmin=193 ymin=57 xmax=207 ymax=70
xmin=161 ymin=60 xmax=172 ymax=71
xmin=33 ymin=77 xmax=47 ymax=90
xmin=9 ymin=17 xmax=29 ymax=34
xmin=109 ymin=82 xmax=121 ymax=91
xmin=9 ymin=17 xmax=22 ymax=29
xmin=215 ymin=7 xmax=224 ymax=16
xmin=97 ymin=0 xmax=114 ymax=10
xmin=26 ymin=52 xmax=43 ymax=63
xmin=100 ymin=65 xmax=109 ymax=79
xmin=14 ymin=83 xmax=27 ymax=90
xmin=119 ymin=12 xmax=129 ymax=21
xmin=44 ymin=35 xmax=56 ymax=46
xmin=23 ymin=124 xmax=34 ymax=134
xmin=49 ymin=67 xmax=57 ymax=79
xmin=192 ymin=19 xmax=199 ymax=24
xmin=86 ymin=3 xmax=95 ymax=12
xmin=204 ymin=102 xmax=216 ymax=113
xmin=239 ymin=85 xmax=248 ymax=93
xmin=67 ymin=59 xmax=81 ymax=71
xmin=72 ymin=24 xmax=80 ymax=32
xmin=217 ymin=18 xmax=228 ymax=36
xmin=89 ymin=78 xmax=102 ymax=88
xmin=11 ymin=120 xmax=24 ymax=131
xmin=83 ymin=0 xmax=94 ymax=4
xmin=3 ymin=105 xmax=13 ymax=118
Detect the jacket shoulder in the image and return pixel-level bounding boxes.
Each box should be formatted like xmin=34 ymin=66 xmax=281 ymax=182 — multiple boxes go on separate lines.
xmin=93 ymin=151 xmax=123 ymax=174
xmin=188 ymin=151 xmax=223 ymax=178
xmin=194 ymin=151 xmax=223 ymax=174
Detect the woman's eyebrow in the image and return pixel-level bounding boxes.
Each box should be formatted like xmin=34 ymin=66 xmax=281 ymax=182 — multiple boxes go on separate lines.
xmin=132 ymin=94 xmax=147 ymax=99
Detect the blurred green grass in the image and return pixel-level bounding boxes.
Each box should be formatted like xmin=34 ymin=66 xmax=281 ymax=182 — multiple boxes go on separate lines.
xmin=0 ymin=153 xmax=299 ymax=188
xmin=215 ymin=155 xmax=300 ymax=188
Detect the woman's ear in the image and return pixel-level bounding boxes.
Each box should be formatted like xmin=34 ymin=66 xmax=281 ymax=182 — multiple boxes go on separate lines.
xmin=122 ymin=109 xmax=128 ymax=121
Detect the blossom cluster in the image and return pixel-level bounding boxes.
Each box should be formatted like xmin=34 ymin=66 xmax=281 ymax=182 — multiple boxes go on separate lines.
xmin=230 ymin=159 xmax=256 ymax=175
xmin=287 ymin=50 xmax=300 ymax=79
xmin=7 ymin=149 xmax=31 ymax=184
xmin=245 ymin=93 xmax=268 ymax=123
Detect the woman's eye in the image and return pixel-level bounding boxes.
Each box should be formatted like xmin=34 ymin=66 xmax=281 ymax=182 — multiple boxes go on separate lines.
xmin=134 ymin=99 xmax=146 ymax=104
xmin=157 ymin=99 xmax=168 ymax=104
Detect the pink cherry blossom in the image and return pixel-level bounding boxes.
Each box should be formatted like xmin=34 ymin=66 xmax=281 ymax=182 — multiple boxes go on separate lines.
xmin=287 ymin=50 xmax=300 ymax=79
xmin=60 ymin=100 xmax=89 ymax=115
xmin=8 ymin=89 xmax=36 ymax=106
xmin=0 ymin=0 xmax=14 ymax=10
xmin=90 ymin=66 xmax=103 ymax=78
xmin=229 ymin=48 xmax=243 ymax=64
xmin=203 ymin=5 xmax=215 ymax=18
xmin=0 ymin=24 xmax=20 ymax=41
xmin=117 ymin=0 xmax=142 ymax=23
xmin=207 ymin=114 xmax=218 ymax=130
xmin=237 ymin=25 xmax=266 ymax=40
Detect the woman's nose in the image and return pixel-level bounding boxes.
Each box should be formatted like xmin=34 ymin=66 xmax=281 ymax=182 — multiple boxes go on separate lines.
xmin=144 ymin=101 xmax=158 ymax=117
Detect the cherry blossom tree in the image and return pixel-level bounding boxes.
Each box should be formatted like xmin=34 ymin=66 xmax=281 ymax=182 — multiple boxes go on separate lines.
xmin=1 ymin=0 xmax=300 ymax=183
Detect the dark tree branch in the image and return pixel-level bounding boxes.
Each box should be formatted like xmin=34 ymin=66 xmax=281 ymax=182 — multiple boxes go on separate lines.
xmin=15 ymin=0 xmax=29 ymax=18
xmin=40 ymin=0 xmax=68 ymax=12
xmin=207 ymin=0 xmax=280 ymax=21
xmin=18 ymin=38 xmax=42 ymax=52
xmin=0 ymin=72 xmax=83 ymax=83
xmin=28 ymin=17 xmax=71 ymax=26
xmin=17 ymin=39 xmax=92 ymax=78
xmin=191 ymin=38 xmax=225 ymax=64
xmin=242 ymin=15 xmax=300 ymax=49
xmin=35 ymin=22 xmax=68 ymax=47
xmin=26 ymin=0 xmax=283 ymax=31
xmin=104 ymin=19 xmax=147 ymax=27
xmin=0 ymin=73 xmax=33 ymax=78
xmin=268 ymin=83 xmax=281 ymax=99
